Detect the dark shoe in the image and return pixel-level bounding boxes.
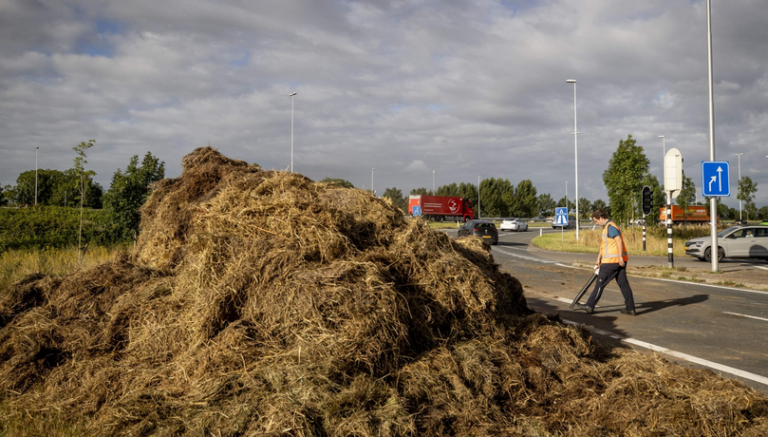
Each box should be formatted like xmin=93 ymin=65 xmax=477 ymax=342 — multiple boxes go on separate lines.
xmin=576 ymin=303 xmax=594 ymax=314
xmin=620 ymin=308 xmax=636 ymax=316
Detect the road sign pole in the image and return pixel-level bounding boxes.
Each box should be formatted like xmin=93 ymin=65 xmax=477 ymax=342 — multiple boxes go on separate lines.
xmin=643 ymin=222 xmax=646 ymax=251
xmin=706 ymin=0 xmax=718 ymax=273
xmin=666 ymin=191 xmax=674 ymax=268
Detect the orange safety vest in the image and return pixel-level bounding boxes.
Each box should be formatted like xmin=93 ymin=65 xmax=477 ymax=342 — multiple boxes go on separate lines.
xmin=601 ymin=220 xmax=629 ymax=263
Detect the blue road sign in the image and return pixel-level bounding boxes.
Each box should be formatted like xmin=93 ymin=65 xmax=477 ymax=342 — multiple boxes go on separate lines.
xmin=412 ymin=206 xmax=422 ymax=216
xmin=701 ymin=161 xmax=731 ymax=197
xmin=555 ymin=207 xmax=569 ymax=225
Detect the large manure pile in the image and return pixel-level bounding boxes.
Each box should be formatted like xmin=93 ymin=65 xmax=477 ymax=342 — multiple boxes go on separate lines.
xmin=1 ymin=147 xmax=768 ymax=436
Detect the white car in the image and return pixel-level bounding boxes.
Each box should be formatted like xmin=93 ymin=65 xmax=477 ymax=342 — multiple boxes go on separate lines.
xmin=500 ymin=218 xmax=528 ymax=232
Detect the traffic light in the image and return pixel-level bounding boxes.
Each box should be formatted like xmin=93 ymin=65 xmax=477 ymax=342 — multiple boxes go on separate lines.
xmin=641 ymin=186 xmax=652 ymax=215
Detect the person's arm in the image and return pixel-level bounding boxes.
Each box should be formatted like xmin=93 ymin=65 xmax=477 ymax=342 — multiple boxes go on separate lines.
xmin=614 ymin=235 xmax=625 ymax=266
xmin=596 ymin=243 xmax=603 ymax=266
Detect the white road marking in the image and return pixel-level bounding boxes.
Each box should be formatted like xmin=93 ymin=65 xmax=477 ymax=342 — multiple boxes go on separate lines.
xmin=548 ymin=298 xmax=768 ymax=387
xmin=723 ymin=311 xmax=768 ymax=323
xmin=751 ymin=265 xmax=768 ymax=271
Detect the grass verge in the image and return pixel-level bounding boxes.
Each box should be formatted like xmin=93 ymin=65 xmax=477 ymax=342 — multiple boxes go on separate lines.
xmin=532 ymin=228 xmax=693 ymax=257
xmin=0 ymin=245 xmax=126 ymax=290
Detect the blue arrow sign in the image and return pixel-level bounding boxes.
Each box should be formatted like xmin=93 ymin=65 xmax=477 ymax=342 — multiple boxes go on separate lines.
xmin=555 ymin=207 xmax=569 ymax=225
xmin=701 ymin=161 xmax=730 ymax=197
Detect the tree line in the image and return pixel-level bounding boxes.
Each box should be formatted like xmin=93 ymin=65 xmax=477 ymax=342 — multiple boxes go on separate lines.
xmin=327 ymin=134 xmax=766 ymax=224
xmin=1 ymin=141 xmax=165 ymax=246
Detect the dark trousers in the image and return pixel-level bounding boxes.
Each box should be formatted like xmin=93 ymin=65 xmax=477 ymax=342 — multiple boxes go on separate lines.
xmin=585 ymin=262 xmax=635 ymax=311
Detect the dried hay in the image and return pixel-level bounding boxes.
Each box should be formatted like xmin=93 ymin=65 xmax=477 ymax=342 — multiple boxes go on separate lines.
xmin=1 ymin=146 xmax=767 ymax=436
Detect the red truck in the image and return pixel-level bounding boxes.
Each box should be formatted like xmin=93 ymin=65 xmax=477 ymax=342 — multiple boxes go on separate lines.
xmin=408 ymin=195 xmax=475 ymax=222
xmin=659 ymin=205 xmax=717 ymax=225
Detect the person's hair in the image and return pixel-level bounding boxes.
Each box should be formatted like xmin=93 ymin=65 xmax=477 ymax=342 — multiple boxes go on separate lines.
xmin=592 ymin=209 xmax=608 ymax=220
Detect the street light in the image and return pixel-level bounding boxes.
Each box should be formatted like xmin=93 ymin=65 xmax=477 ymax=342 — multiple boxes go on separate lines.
xmin=734 ymin=153 xmax=743 ymax=220
xmin=371 ymin=167 xmax=375 ymax=196
xmin=659 ymin=136 xmax=666 ymax=170
xmin=432 ymin=170 xmax=435 ymax=193
xmin=566 ymin=79 xmax=579 ymax=239
xmin=289 ymin=92 xmax=297 ymax=172
xmin=35 ymin=146 xmax=39 ymax=207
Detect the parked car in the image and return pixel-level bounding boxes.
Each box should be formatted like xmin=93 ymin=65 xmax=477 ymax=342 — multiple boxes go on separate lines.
xmin=500 ymin=218 xmax=528 ymax=232
xmin=551 ymin=216 xmax=576 ymax=229
xmin=458 ymin=220 xmax=498 ymax=245
xmin=734 ymin=219 xmax=749 ymax=225
xmin=685 ymin=225 xmax=768 ymax=262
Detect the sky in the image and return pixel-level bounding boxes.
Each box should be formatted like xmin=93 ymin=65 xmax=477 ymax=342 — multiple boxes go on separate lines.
xmin=2 ymin=0 xmax=767 ymax=210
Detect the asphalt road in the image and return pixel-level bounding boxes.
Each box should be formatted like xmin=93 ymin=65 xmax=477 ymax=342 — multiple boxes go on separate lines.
xmin=442 ymin=227 xmax=768 ymax=394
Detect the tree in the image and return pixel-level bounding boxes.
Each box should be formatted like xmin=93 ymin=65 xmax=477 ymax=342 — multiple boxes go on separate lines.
xmin=410 ymin=187 xmax=430 ymax=196
xmin=73 ymin=139 xmax=96 ymax=260
xmin=758 ymin=206 xmax=768 ymax=221
xmin=745 ymin=201 xmax=757 ymax=221
xmin=675 ymin=172 xmax=696 ymax=221
xmin=382 ymin=187 xmax=407 ymax=213
xmin=1 ymin=185 xmax=14 ymax=206
xmin=556 ymin=196 xmax=575 ymax=213
xmin=592 ymin=199 xmax=609 ymax=216
xmin=479 ymin=177 xmax=514 ymax=217
xmin=537 ymin=193 xmax=555 ymax=217
xmin=578 ymin=198 xmax=592 ymax=220
xmin=458 ymin=182 xmax=478 ymax=208
xmin=435 ymin=183 xmax=460 ymax=197
xmin=104 ymin=152 xmax=165 ymax=240
xmin=514 ymin=179 xmax=538 ymax=218
xmin=602 ymin=134 xmax=649 ymax=225
xmin=320 ymin=178 xmax=354 ymax=188
xmin=737 ymin=176 xmax=758 ymax=220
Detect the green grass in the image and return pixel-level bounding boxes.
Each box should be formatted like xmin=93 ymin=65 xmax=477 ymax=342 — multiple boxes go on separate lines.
xmin=531 ymin=229 xmax=693 ymax=257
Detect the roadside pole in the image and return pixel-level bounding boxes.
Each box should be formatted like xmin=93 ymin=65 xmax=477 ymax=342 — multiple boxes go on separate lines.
xmin=706 ymin=0 xmax=719 ymax=273
xmin=642 ymin=221 xmax=647 ymax=251
xmin=666 ymin=193 xmax=674 ymax=268
xmin=664 ymin=150 xmax=682 ymax=269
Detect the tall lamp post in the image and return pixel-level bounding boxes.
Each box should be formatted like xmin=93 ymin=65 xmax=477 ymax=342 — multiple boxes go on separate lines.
xmin=35 ymin=146 xmax=39 ymax=207
xmin=371 ymin=167 xmax=375 ymax=196
xmin=659 ymin=136 xmax=666 ymax=170
xmin=566 ymin=79 xmax=579 ymax=239
xmin=432 ymin=170 xmax=435 ymax=193
xmin=289 ymin=92 xmax=297 ymax=172
xmin=734 ymin=153 xmax=743 ymax=220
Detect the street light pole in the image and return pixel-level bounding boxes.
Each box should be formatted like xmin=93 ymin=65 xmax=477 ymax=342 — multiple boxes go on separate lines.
xmin=35 ymin=146 xmax=39 ymax=207
xmin=659 ymin=136 xmax=666 ymax=171
xmin=432 ymin=170 xmax=435 ymax=193
xmin=706 ymin=0 xmax=718 ymax=272
xmin=734 ymin=153 xmax=743 ymax=220
xmin=289 ymin=92 xmax=297 ymax=172
xmin=566 ymin=79 xmax=579 ymax=239
xmin=371 ymin=167 xmax=375 ymax=196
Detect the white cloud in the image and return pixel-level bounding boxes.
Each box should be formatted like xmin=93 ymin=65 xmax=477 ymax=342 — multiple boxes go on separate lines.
xmin=1 ymin=0 xmax=768 ymax=208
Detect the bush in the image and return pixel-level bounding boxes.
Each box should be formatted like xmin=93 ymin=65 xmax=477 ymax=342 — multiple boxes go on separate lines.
xmin=0 ymin=206 xmax=124 ymax=251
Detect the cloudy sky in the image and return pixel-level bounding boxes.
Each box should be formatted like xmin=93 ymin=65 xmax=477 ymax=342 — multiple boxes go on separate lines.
xmin=2 ymin=0 xmax=767 ymax=209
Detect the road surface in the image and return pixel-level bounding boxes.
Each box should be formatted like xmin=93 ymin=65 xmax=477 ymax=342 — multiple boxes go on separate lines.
xmin=442 ymin=227 xmax=768 ymax=394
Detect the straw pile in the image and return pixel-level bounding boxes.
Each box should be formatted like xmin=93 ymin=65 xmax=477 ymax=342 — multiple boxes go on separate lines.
xmin=1 ymin=147 xmax=767 ymax=436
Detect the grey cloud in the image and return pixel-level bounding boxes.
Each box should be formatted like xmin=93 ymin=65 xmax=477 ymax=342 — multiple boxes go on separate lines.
xmin=1 ymin=0 xmax=768 ymax=210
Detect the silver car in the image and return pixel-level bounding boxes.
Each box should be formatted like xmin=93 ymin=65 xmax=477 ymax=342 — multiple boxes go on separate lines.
xmin=685 ymin=226 xmax=768 ymax=262
xmin=500 ymin=218 xmax=528 ymax=232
